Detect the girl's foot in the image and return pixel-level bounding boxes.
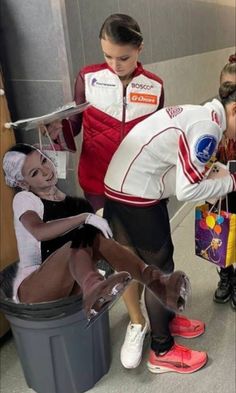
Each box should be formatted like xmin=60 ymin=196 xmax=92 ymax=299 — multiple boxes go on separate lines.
xmin=84 ymin=271 xmax=131 ymax=320
xmin=142 ymin=266 xmax=190 ymax=312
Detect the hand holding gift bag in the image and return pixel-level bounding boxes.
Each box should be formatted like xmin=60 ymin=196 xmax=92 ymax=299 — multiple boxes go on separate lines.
xmin=195 ymin=199 xmax=236 ymax=268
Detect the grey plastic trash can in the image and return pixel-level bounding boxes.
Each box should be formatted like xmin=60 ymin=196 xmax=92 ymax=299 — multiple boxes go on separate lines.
xmin=0 ymin=263 xmax=111 ymax=393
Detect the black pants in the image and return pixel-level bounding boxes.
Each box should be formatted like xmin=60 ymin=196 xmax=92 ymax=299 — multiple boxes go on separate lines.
xmin=104 ymin=198 xmax=175 ymax=353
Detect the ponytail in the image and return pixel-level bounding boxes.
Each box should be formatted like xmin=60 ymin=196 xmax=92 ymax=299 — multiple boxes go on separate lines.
xmin=220 ymin=53 xmax=236 ymax=83
xmin=219 ymin=82 xmax=236 ymax=107
xmin=228 ymin=54 xmax=236 ymax=64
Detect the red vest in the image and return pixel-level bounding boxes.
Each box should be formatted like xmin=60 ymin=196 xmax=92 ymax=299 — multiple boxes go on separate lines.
xmin=63 ymin=62 xmax=164 ymax=194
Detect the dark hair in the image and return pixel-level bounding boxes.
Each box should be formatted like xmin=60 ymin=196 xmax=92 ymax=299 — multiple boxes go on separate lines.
xmin=220 ymin=53 xmax=236 ymax=82
xmin=219 ymin=81 xmax=236 ymax=106
xmin=99 ymin=14 xmax=143 ymax=48
xmin=7 ymin=143 xmax=38 ymax=155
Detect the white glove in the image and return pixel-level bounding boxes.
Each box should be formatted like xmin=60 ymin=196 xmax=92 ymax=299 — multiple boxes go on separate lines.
xmin=85 ymin=214 xmax=113 ymax=238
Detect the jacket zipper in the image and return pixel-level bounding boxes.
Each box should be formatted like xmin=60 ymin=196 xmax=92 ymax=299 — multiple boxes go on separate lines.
xmin=121 ymin=86 xmax=127 ymax=141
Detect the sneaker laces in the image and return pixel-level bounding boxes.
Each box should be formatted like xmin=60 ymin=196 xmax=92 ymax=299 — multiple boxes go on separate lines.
xmin=171 ymin=344 xmax=192 ymax=360
xmin=173 ymin=315 xmax=201 ymax=329
xmin=217 ymin=270 xmax=231 ymax=289
xmin=126 ymin=324 xmax=144 ymax=348
xmin=172 ymin=316 xmax=191 ymax=328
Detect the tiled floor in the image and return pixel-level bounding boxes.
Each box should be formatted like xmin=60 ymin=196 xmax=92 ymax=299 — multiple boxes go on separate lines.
xmin=0 ymin=208 xmax=235 ymax=393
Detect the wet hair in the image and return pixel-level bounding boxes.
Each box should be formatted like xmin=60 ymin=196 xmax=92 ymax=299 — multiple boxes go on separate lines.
xmin=7 ymin=143 xmax=38 ymax=155
xmin=220 ymin=54 xmax=236 ymax=83
xmin=219 ymin=81 xmax=236 ymax=107
xmin=99 ymin=14 xmax=143 ymax=48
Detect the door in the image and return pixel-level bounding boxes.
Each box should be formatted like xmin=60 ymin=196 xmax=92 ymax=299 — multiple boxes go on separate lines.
xmin=0 ymin=71 xmax=18 ymax=337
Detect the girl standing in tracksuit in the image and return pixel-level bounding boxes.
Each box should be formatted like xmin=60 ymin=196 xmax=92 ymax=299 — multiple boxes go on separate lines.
xmin=47 ymin=13 xmax=164 ymax=212
xmin=104 ymin=81 xmax=236 ymax=374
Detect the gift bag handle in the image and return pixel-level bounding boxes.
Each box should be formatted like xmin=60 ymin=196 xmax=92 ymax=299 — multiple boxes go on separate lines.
xmin=208 ymin=195 xmax=229 ymax=217
xmin=38 ymin=125 xmax=57 ymax=155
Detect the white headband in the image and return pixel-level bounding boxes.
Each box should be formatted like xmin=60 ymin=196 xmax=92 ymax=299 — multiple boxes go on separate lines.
xmin=3 ymin=151 xmax=26 ymax=188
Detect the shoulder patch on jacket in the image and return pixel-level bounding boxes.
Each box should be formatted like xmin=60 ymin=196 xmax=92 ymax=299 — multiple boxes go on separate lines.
xmin=195 ymin=135 xmax=217 ymax=163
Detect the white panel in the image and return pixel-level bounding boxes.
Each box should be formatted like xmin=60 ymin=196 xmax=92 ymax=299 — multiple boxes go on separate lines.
xmin=146 ymin=47 xmax=235 ymax=106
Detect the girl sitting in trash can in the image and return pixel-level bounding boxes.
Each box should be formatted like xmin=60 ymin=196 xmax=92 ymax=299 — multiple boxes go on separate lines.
xmin=2 ymin=143 xmax=190 ymax=320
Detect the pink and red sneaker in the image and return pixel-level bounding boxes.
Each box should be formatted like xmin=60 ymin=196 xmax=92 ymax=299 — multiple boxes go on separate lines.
xmin=147 ymin=343 xmax=207 ymax=374
xmin=169 ymin=315 xmax=205 ymax=338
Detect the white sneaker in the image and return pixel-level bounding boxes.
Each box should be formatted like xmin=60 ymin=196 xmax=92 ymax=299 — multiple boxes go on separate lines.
xmin=120 ymin=321 xmax=149 ymax=369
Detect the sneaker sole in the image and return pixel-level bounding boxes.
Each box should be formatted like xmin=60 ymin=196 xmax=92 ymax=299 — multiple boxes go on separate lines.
xmin=147 ymin=355 xmax=208 ymax=374
xmin=231 ymin=300 xmax=236 ymax=311
xmin=121 ymin=357 xmax=142 ymax=369
xmin=171 ymin=329 xmax=205 ymax=338
xmin=213 ymin=294 xmax=231 ymax=304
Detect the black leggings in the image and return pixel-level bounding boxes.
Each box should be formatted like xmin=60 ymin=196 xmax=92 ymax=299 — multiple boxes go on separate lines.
xmin=104 ymin=199 xmax=176 ymax=353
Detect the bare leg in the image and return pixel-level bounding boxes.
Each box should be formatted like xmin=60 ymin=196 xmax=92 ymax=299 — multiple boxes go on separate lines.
xmin=108 ymin=243 xmax=145 ymax=327
xmin=122 ymin=282 xmax=146 ymax=328
xmin=18 ymin=240 xmax=131 ymax=317
xmin=18 ymin=235 xmax=189 ymax=315
xmin=18 ymin=242 xmax=77 ymax=303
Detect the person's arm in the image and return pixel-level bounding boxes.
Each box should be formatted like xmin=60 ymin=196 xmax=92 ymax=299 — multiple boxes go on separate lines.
xmin=20 ymin=211 xmax=88 ymax=241
xmin=69 ymin=70 xmax=86 ymax=136
xmin=20 ymin=210 xmax=112 ymax=241
xmin=175 ymin=120 xmax=236 ymax=202
xmin=44 ymin=70 xmax=86 ymax=144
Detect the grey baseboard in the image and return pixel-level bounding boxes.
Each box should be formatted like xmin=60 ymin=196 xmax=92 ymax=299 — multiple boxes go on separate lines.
xmin=170 ymin=202 xmax=195 ymax=233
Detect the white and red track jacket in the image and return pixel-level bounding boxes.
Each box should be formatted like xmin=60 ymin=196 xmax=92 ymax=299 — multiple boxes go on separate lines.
xmin=104 ymin=99 xmax=236 ymax=206
xmin=61 ymin=62 xmax=164 ymax=195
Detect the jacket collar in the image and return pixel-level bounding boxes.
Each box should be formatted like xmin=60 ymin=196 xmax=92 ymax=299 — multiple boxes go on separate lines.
xmin=204 ymin=98 xmax=226 ymax=131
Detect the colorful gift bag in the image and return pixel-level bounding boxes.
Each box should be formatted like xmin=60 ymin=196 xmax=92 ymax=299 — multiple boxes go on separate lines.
xmin=195 ymin=203 xmax=236 ymax=268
